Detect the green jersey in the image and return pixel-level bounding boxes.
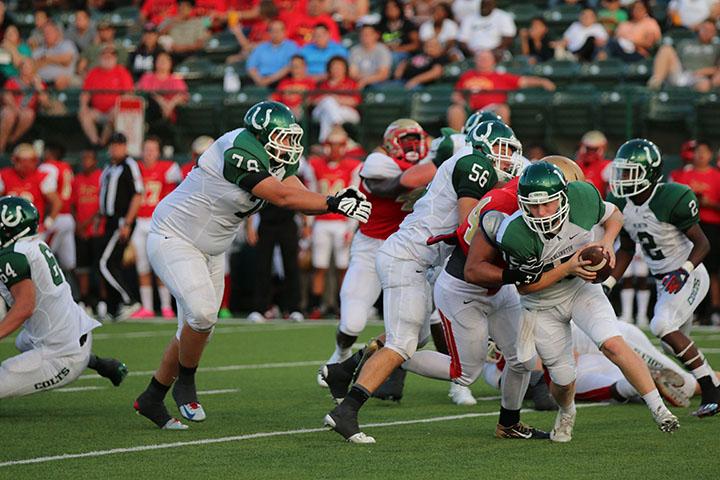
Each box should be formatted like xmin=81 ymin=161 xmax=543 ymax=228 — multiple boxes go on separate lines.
xmin=151 ymin=128 xmax=298 ymax=256
xmin=496 ymin=181 xmax=613 ymax=309
xmin=607 ymin=183 xmax=699 ymax=275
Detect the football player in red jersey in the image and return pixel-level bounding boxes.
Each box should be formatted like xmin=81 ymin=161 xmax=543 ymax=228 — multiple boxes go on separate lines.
xmin=576 ymin=130 xmax=611 ymax=197
xmin=305 ymin=128 xmax=362 ymax=318
xmin=0 ymin=144 xmax=61 ymax=228
xmin=39 ymin=143 xmax=76 ymax=274
xmin=131 ymin=136 xmax=182 ymax=319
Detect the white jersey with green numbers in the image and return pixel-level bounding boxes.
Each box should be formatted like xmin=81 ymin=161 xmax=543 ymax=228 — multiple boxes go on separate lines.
xmin=496 ymin=181 xmax=615 ymax=310
xmin=151 ymin=128 xmax=298 ymax=256
xmin=0 ymin=236 xmax=99 ymax=353
xmin=380 ymin=150 xmax=498 ymax=267
xmin=607 ymin=183 xmax=698 ymax=275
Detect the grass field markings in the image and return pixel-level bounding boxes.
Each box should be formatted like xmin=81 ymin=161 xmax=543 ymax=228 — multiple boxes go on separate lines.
xmin=197 ymin=389 xmax=240 ymax=395
xmin=77 ymin=360 xmax=325 ymax=381
xmin=0 ymin=403 xmax=609 ymax=468
xmin=54 ymin=386 xmax=107 ymax=393
xmin=474 ymin=396 xmax=501 ymax=401
xmin=120 ymin=318 xmax=342 ymax=326
xmin=91 ymin=323 xmax=334 ymax=340
xmin=700 ymin=348 xmax=720 ymax=353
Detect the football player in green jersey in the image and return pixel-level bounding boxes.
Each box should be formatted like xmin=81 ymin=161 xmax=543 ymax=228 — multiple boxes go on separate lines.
xmin=494 ymin=161 xmax=679 ymax=441
xmin=605 ymin=138 xmax=720 ymax=417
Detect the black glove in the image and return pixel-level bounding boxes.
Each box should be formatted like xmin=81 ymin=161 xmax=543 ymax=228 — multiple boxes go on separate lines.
xmin=662 ymin=268 xmax=690 ymax=294
xmin=326 ymin=187 xmax=372 ymax=223
xmin=502 ymin=264 xmax=543 ymax=286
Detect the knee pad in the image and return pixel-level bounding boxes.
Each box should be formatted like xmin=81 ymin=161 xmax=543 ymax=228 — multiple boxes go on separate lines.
xmin=187 ymin=303 xmax=218 ymax=332
xmin=384 ymin=335 xmax=418 ymax=361
xmin=546 ymin=362 xmax=576 ymax=387
xmin=650 ymin=315 xmax=674 ymax=339
xmin=338 ymin=304 xmax=369 ymax=337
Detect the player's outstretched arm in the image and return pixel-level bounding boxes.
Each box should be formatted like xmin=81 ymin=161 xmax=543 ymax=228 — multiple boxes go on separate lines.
xmin=0 ymin=279 xmax=35 ymax=340
xmin=399 ymin=163 xmax=436 ymax=189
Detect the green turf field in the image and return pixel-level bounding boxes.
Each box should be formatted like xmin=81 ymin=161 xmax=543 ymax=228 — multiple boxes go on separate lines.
xmin=1 ymin=319 xmax=719 ymax=479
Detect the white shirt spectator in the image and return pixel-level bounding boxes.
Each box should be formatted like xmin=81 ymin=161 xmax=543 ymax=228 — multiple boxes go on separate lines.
xmin=452 ymin=0 xmax=480 ymax=21
xmin=419 ymin=18 xmax=459 ymax=47
xmin=458 ymin=8 xmax=516 ymax=53
xmin=563 ymin=21 xmax=609 ymax=52
xmin=669 ymin=0 xmax=719 ymax=28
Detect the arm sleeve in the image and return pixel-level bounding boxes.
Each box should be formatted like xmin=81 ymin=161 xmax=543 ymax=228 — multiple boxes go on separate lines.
xmin=0 ymin=252 xmax=32 ymax=287
xmin=599 ymin=200 xmax=614 ymax=224
xmin=359 ymin=153 xmax=402 ymax=180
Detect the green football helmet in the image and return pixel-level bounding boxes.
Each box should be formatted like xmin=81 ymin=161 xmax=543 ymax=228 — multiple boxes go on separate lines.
xmin=0 ymin=196 xmax=39 ymax=248
xmin=243 ymin=100 xmax=304 ymax=165
xmin=462 ymin=109 xmax=503 ymax=134
xmin=609 ymin=138 xmax=663 ymax=198
xmin=517 ymin=161 xmax=569 ymax=234
xmin=466 ymin=120 xmax=523 ymax=181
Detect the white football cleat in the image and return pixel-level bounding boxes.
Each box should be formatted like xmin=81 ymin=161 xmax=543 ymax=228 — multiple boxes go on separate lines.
xmin=651 ymin=406 xmax=679 ymax=433
xmin=247 ymin=311 xmax=265 ymax=324
xmin=346 ymin=432 xmax=376 ymax=444
xmin=550 ymin=409 xmax=576 ymax=443
xmin=650 ymin=367 xmax=690 ymax=408
xmin=117 ymin=302 xmax=142 ymax=321
xmin=448 ymin=383 xmax=477 ymax=406
xmin=288 ymin=311 xmax=304 ymax=322
xmin=317 ymin=369 xmax=329 ymax=388
xmin=178 ymin=402 xmax=206 ymax=422
xmin=162 ymin=418 xmax=189 ymax=430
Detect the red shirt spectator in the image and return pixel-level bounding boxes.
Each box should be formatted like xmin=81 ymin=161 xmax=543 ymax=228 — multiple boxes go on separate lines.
xmin=82 ymin=59 xmax=134 ymax=113
xmin=671 ymin=142 xmax=720 ymax=224
xmin=281 ymin=0 xmax=339 ymax=46
xmin=3 ymin=76 xmax=45 ymax=112
xmin=455 ymin=70 xmax=520 ymax=110
xmin=315 ymin=76 xmax=361 ymax=104
xmin=193 ymin=0 xmax=226 ymax=16
xmin=271 ymin=55 xmax=315 ymax=114
xmin=141 ymin=0 xmax=178 ymax=26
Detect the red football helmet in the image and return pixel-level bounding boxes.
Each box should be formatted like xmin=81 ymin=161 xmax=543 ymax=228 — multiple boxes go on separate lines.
xmin=382 ymin=119 xmax=429 ymax=163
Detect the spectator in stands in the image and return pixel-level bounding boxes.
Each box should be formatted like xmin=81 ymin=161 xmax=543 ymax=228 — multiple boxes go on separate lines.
xmin=247 ymin=19 xmax=299 ymax=87
xmin=457 ymin=0 xmax=516 ymax=59
xmin=192 ymin=0 xmax=227 ymax=28
xmin=283 ymin=0 xmax=341 ymax=46
xmin=225 ymin=0 xmax=261 ymax=28
xmin=329 ymin=0 xmax=369 ymax=32
xmin=79 ymin=21 xmax=130 ymax=75
xmin=575 ymin=130 xmax=610 ymax=196
xmin=271 ymin=55 xmax=316 ymax=119
xmin=648 ymin=20 xmax=719 ymax=91
xmin=226 ymin=0 xmax=277 ymax=62
xmin=0 ymin=58 xmax=49 ymax=153
xmin=32 ymin=22 xmax=78 ymax=90
xmin=447 ymin=49 xmax=555 ymax=131
xmin=669 ymin=0 xmax=720 ymax=30
xmin=378 ymin=0 xmax=420 ymax=64
xmin=128 ymin=23 xmax=164 ymax=80
xmin=300 ymin=24 xmax=347 ymax=81
xmin=394 ymin=37 xmax=448 ymax=89
xmin=0 ymin=1 xmax=15 ymax=41
xmin=607 ymin=0 xmax=661 ymax=62
xmin=598 ymin=0 xmax=629 ymax=34
xmin=65 ymin=8 xmax=96 ymax=53
xmin=312 ymin=55 xmax=360 ymax=142
xmin=418 ymin=2 xmax=458 ymax=53
xmin=452 ymin=0 xmax=480 ymax=21
xmin=670 ymin=140 xmax=720 ymax=325
xmin=78 ymin=45 xmax=134 ymax=147
xmin=559 ymin=8 xmax=609 ymax=62
xmin=136 ymin=51 xmax=188 ymax=127
xmin=140 ymin=0 xmax=178 ymax=27
xmin=27 ymin=10 xmax=49 ymax=50
xmin=0 ymin=25 xmax=32 ymax=84
xmin=349 ymin=23 xmax=392 ymax=89
xmin=519 ymin=17 xmax=555 ymax=64
xmin=163 ymin=0 xmax=211 ymax=61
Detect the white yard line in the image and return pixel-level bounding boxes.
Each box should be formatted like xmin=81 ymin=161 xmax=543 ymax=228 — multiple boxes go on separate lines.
xmin=91 ymin=323 xmax=335 ymax=341
xmin=77 ymin=360 xmax=325 ymax=381
xmin=0 ymin=403 xmax=608 ymax=468
xmin=54 ymin=386 xmax=107 ymax=393
xmin=197 ymin=389 xmax=240 ymax=395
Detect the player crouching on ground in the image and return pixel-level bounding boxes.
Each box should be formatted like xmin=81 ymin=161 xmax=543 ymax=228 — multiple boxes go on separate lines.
xmin=133 ymin=101 xmax=371 ymax=430
xmin=604 ymin=139 xmax=720 ymax=417
xmin=491 ymin=162 xmax=678 ymax=441
xmin=0 ymin=196 xmax=127 ymax=399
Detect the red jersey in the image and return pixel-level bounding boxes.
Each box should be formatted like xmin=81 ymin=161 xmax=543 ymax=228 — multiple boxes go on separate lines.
xmin=578 ymin=157 xmax=611 ymax=198
xmin=137 ymin=160 xmax=182 ymax=218
xmin=308 ymin=156 xmax=361 ymax=221
xmin=82 ymin=65 xmax=134 ymax=113
xmin=672 ymin=166 xmax=720 ymax=224
xmin=40 ymin=160 xmax=74 ymax=215
xmin=181 ymin=161 xmax=195 ymax=179
xmin=455 ymin=71 xmax=520 ymax=111
xmin=71 ymin=169 xmax=104 ymax=237
xmin=358 ymin=152 xmax=418 ymax=240
xmin=0 ymin=167 xmax=56 ymax=221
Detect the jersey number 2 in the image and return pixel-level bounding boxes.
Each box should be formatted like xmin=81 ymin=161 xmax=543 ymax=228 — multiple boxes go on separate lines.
xmin=40 ymin=244 xmax=64 ymax=286
xmin=637 ymin=232 xmax=665 ymax=261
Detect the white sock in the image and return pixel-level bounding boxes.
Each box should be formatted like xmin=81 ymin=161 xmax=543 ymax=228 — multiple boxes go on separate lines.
xmin=615 ymin=378 xmax=638 ymax=399
xmin=691 ymin=361 xmax=720 ymax=387
xmin=560 ymin=401 xmax=576 ymax=416
xmin=328 ymin=345 xmax=352 ymax=364
xmin=159 ymin=286 xmax=172 ymax=310
xmin=620 ymin=288 xmax=635 ymax=320
xmin=636 ymin=289 xmax=651 ymax=319
xmin=642 ymin=389 xmax=664 ymax=411
xmin=140 ymin=286 xmax=153 ymax=311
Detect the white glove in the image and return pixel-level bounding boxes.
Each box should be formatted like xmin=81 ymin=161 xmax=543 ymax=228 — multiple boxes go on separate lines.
xmin=326 ymin=187 xmax=372 ymax=223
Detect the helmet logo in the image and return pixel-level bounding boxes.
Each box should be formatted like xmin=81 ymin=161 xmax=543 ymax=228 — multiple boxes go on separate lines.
xmin=644 ymin=144 xmax=661 ymax=167
xmin=471 ymin=123 xmax=492 ymax=143
xmin=251 ymin=107 xmax=272 ymax=130
xmin=1 ymin=205 xmax=22 ymax=228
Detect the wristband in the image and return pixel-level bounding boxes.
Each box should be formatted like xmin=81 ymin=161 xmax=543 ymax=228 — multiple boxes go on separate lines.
xmin=602 ymin=276 xmax=617 ymax=290
xmin=682 ymin=261 xmax=694 ymax=274
xmin=326 ymin=195 xmax=339 ymax=213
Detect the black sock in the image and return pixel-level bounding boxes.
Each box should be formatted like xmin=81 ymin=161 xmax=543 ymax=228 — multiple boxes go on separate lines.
xmin=309 ymin=294 xmax=322 ymax=310
xmin=145 ymin=376 xmax=171 ymax=402
xmin=342 ymin=385 xmax=371 ymax=412
xmin=177 ymin=363 xmax=197 ymax=385
xmin=87 ymin=353 xmax=99 ymax=370
xmin=698 ymin=376 xmax=720 ymax=404
xmin=339 ymin=348 xmax=363 ymax=374
xmin=498 ymin=407 xmax=520 ymax=427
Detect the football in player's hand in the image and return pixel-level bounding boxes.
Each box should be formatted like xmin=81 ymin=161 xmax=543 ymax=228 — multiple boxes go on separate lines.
xmin=579 ymin=245 xmax=612 ymax=284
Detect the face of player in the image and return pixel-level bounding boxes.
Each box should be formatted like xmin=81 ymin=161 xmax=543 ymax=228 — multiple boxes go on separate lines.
xmin=579 ymin=144 xmax=605 ymax=164
xmin=81 ymin=151 xmax=97 ymax=172
xmin=142 ymin=140 xmax=161 ymax=166
xmin=492 ymin=142 xmax=519 ymax=176
xmin=13 ymin=155 xmax=36 ymax=176
xmin=399 ymin=133 xmax=422 ymax=162
xmin=528 ymin=199 xmax=560 ymax=220
xmin=694 ymin=144 xmax=713 ymax=169
xmin=326 ymin=139 xmax=346 ymax=160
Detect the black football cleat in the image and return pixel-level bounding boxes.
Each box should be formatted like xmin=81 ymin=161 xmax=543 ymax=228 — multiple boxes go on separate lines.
xmin=495 ymin=422 xmax=550 ymax=440
xmin=320 ymin=363 xmax=354 ymax=403
xmin=323 ymin=404 xmax=375 ymax=443
xmin=372 ymin=368 xmax=406 ymax=402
